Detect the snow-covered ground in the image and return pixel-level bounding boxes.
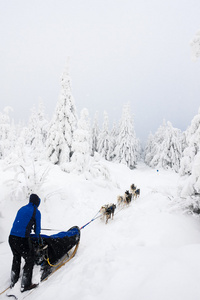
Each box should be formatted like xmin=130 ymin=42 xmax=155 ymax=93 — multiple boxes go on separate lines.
xmin=1 ymin=161 xmax=200 ymax=300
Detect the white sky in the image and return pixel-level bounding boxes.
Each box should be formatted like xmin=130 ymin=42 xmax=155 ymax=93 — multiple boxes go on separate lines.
xmin=0 ymin=0 xmax=200 ymax=143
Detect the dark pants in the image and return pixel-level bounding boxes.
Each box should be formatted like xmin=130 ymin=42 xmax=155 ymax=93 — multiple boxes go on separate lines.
xmin=9 ymin=235 xmax=35 ymax=289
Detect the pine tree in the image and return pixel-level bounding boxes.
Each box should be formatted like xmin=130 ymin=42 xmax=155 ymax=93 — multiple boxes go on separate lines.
xmin=189 ymin=152 xmax=200 ymax=195
xmin=46 ymin=63 xmax=77 ymax=165
xmin=160 ymin=122 xmax=183 ymax=172
xmin=191 ymin=30 xmax=200 ymax=61
xmin=145 ymin=121 xmax=183 ymax=172
xmin=179 ymin=108 xmax=200 ymax=198
xmin=113 ymin=104 xmax=139 ymax=169
xmin=91 ymin=111 xmax=99 ymax=156
xmin=146 ymin=121 xmax=167 ymax=168
xmin=108 ymin=122 xmax=118 ymax=161
xmin=97 ymin=111 xmax=111 ymax=160
xmin=0 ymin=107 xmax=16 ymax=159
xmin=180 ymin=108 xmax=200 ymax=176
xmin=178 ymin=33 xmax=200 ymax=199
xmin=68 ymin=108 xmax=91 ymax=173
xmin=26 ymin=102 xmax=49 ymax=160
xmin=144 ymin=132 xmax=154 ymax=165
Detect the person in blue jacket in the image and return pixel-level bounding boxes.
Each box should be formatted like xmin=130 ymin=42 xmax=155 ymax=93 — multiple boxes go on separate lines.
xmin=9 ymin=194 xmax=41 ymax=292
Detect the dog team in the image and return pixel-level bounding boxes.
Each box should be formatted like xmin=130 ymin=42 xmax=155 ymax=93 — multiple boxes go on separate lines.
xmin=100 ymin=184 xmax=140 ymax=224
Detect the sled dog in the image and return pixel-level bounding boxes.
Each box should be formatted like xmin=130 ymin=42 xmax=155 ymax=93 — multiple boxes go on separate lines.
xmin=130 ymin=184 xmax=137 ymax=194
xmin=105 ymin=203 xmax=116 ymax=224
xmin=124 ymin=190 xmax=132 ymax=205
xmin=100 ymin=204 xmax=116 ymax=224
xmin=134 ymin=188 xmax=140 ymax=199
xmin=117 ymin=195 xmax=124 ymax=207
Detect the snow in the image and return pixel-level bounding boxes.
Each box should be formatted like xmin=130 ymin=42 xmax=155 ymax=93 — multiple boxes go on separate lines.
xmin=1 ymin=161 xmax=200 ymax=300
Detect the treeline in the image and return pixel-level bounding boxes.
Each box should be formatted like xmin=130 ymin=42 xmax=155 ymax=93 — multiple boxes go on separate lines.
xmin=0 ymin=66 xmax=140 ymax=173
xmin=0 ymin=65 xmax=200 ymax=200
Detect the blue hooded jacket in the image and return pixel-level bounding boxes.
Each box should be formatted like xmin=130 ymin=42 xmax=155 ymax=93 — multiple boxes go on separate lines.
xmin=10 ymin=194 xmax=41 ymax=238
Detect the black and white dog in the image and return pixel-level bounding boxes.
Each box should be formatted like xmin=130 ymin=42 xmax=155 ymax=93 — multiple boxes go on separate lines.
xmin=130 ymin=184 xmax=137 ymax=194
xmin=124 ymin=190 xmax=132 ymax=205
xmin=100 ymin=203 xmax=116 ymax=224
xmin=134 ymin=189 xmax=140 ymax=199
xmin=130 ymin=184 xmax=140 ymax=200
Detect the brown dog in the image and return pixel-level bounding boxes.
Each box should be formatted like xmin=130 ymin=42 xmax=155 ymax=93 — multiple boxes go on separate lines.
xmin=117 ymin=195 xmax=124 ymax=207
xmin=100 ymin=205 xmax=109 ymax=222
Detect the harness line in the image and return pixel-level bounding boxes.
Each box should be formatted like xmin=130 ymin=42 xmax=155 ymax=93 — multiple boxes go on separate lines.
xmin=80 ymin=214 xmax=101 ymax=230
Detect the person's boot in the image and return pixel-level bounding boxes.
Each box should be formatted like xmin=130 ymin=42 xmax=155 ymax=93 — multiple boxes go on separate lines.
xmin=21 ymin=283 xmax=38 ymax=292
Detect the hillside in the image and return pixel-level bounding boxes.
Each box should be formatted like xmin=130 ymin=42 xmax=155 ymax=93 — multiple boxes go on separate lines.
xmin=1 ymin=161 xmax=200 ymax=300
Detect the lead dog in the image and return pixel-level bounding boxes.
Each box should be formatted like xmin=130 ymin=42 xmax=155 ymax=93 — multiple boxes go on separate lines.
xmin=130 ymin=184 xmax=137 ymax=195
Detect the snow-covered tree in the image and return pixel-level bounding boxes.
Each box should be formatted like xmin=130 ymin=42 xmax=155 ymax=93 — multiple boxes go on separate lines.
xmin=180 ymin=108 xmax=200 ymax=176
xmin=191 ymin=30 xmax=200 ymax=61
xmin=97 ymin=111 xmax=111 ymax=160
xmin=91 ymin=112 xmax=99 ymax=156
xmin=4 ymin=160 xmax=51 ymax=201
xmin=112 ymin=104 xmax=139 ymax=169
xmin=188 ymin=152 xmax=200 ymax=195
xmin=62 ymin=109 xmax=112 ymax=182
xmin=145 ymin=121 xmax=183 ymax=172
xmin=179 ymin=34 xmax=200 ymax=201
xmin=180 ymin=152 xmax=200 ymax=198
xmin=66 ymin=108 xmax=91 ymax=173
xmin=178 ymin=108 xmax=200 ymax=200
xmin=37 ymin=101 xmax=49 ymax=145
xmin=46 ymin=63 xmax=77 ymax=165
xmin=160 ymin=122 xmax=183 ymax=172
xmin=145 ymin=121 xmax=166 ymax=168
xmin=108 ymin=122 xmax=118 ymax=161
xmin=26 ymin=102 xmax=49 ymax=160
xmin=0 ymin=107 xmax=16 ymax=159
xmin=144 ymin=132 xmax=154 ymax=165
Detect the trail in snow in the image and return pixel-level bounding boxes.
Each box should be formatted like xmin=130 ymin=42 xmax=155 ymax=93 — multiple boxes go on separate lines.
xmin=1 ymin=162 xmax=200 ymax=300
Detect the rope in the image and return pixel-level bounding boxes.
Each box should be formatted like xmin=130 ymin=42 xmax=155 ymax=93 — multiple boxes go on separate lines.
xmin=42 ymin=204 xmax=126 ymax=233
xmin=46 ymin=257 xmax=64 ymax=268
xmin=80 ymin=210 xmax=101 ymax=230
xmin=80 ymin=204 xmax=127 ymax=229
xmin=80 ymin=214 xmax=101 ymax=230
xmin=92 ymin=210 xmax=101 ymax=219
xmin=41 ymin=228 xmax=63 ymax=232
xmin=42 ymin=211 xmax=101 ymax=232
xmin=0 ymin=286 xmax=10 ymax=296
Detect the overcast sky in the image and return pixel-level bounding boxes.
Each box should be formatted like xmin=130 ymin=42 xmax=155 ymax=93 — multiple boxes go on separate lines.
xmin=1 ymin=0 xmax=200 ymax=143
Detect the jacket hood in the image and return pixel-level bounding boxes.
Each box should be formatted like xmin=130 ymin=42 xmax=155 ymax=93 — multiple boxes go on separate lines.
xmin=29 ymin=194 xmax=41 ymax=207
